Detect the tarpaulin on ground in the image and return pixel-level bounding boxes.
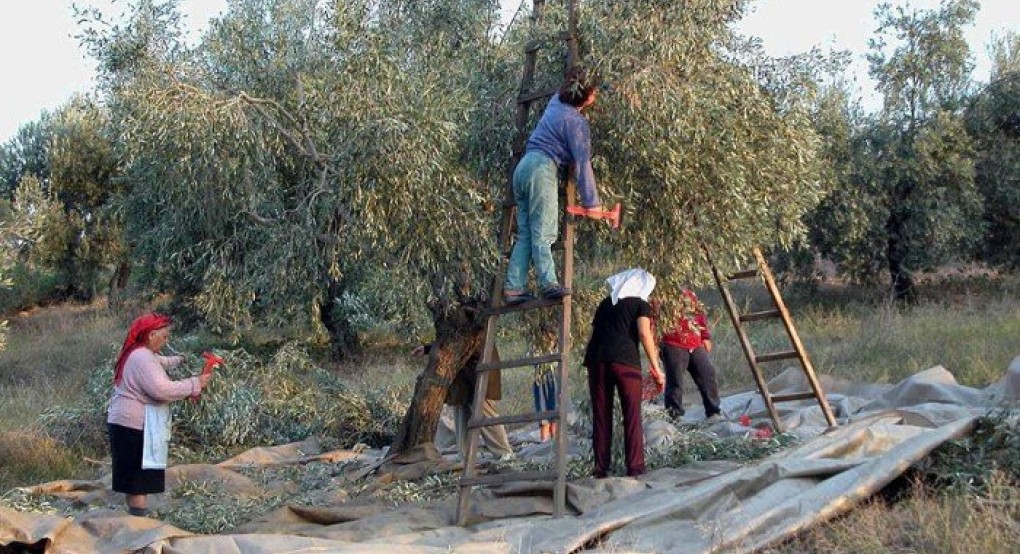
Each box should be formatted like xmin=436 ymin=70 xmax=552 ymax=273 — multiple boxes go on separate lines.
xmin=2 ymin=357 xmax=1018 ymax=553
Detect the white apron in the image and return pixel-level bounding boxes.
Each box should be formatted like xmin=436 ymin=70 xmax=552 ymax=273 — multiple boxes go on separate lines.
xmin=142 ymin=403 xmax=171 ymax=469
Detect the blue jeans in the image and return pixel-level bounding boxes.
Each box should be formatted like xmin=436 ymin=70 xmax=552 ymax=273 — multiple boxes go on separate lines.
xmin=505 ymin=151 xmax=559 ymax=293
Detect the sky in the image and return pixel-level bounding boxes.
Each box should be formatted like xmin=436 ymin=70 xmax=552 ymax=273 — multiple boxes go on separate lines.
xmin=1 ymin=0 xmax=1018 ymax=143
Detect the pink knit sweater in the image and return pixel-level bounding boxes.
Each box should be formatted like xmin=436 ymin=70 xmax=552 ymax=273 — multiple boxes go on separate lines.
xmin=107 ymin=349 xmax=200 ymax=430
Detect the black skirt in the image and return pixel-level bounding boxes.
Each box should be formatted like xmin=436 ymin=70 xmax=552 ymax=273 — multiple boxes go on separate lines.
xmin=108 ymin=423 xmax=166 ymax=494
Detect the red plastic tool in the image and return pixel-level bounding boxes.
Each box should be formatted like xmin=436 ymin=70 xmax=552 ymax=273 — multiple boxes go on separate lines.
xmin=201 ymin=351 xmax=223 ymax=376
xmin=565 ymin=202 xmax=622 ymax=229
xmin=191 ymin=351 xmax=223 ymax=402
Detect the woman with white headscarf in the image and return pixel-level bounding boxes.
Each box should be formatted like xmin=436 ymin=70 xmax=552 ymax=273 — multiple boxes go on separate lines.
xmin=582 ymin=268 xmax=665 ymax=477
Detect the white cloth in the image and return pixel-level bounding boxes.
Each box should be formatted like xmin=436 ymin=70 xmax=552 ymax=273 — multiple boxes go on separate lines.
xmin=606 ymin=268 xmax=656 ymax=305
xmin=142 ymin=403 xmax=171 ymax=469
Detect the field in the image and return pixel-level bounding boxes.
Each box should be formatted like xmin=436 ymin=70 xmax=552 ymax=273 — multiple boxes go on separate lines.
xmin=1 ymin=274 xmax=1018 ymax=551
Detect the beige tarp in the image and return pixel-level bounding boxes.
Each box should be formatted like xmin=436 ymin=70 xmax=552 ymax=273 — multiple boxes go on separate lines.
xmin=3 ymin=358 xmax=1018 ymax=554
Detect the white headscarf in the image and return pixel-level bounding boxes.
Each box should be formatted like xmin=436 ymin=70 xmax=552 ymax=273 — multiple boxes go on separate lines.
xmin=606 ymin=268 xmax=656 ymax=305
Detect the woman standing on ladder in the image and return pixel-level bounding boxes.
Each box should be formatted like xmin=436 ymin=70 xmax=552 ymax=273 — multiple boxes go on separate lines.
xmin=503 ymin=65 xmax=603 ymax=304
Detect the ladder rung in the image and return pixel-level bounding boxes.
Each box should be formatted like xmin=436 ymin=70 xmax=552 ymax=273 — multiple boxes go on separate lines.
xmin=755 ymin=350 xmax=800 ymax=363
xmin=772 ymin=391 xmax=818 ymax=403
xmin=459 ymin=470 xmax=558 ymax=488
xmin=524 ymin=31 xmax=574 ymax=53
xmin=477 ymin=353 xmax=561 ymax=372
xmin=486 ymin=297 xmax=564 ymax=315
xmin=468 ymin=410 xmax=558 ymax=429
xmin=727 ymin=269 xmax=760 ymax=280
xmin=739 ymin=309 xmax=781 ymax=322
xmin=518 ymin=86 xmax=558 ymax=104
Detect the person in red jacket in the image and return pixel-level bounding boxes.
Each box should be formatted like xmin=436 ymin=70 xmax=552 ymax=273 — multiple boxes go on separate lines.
xmin=658 ymin=289 xmax=722 ymax=422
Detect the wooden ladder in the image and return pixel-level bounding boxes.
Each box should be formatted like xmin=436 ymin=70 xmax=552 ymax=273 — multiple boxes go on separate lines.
xmin=705 ymin=246 xmax=837 ymax=433
xmin=455 ymin=0 xmax=579 ymax=526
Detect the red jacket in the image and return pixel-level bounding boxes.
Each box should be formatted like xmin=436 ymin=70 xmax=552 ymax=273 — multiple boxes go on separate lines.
xmin=660 ymin=290 xmax=711 ymax=350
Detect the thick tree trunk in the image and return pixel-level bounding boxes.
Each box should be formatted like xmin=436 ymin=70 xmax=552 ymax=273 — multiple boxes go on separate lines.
xmin=319 ymin=278 xmax=359 ymax=361
xmin=107 ymin=260 xmax=132 ymax=307
xmin=886 ymin=211 xmax=916 ymax=302
xmin=389 ymin=302 xmax=485 ymax=456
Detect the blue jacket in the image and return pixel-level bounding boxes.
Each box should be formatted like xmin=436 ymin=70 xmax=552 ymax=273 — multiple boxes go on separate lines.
xmin=526 ymin=95 xmax=600 ymax=208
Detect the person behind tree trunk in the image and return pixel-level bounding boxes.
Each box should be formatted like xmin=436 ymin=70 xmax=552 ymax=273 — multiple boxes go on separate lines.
xmin=107 ymin=313 xmax=213 ymax=517
xmin=657 ymin=289 xmax=722 ymax=422
xmin=412 ymin=343 xmax=513 ymax=459
xmin=503 ymin=65 xmax=603 ymax=305
xmin=529 ymin=324 xmax=559 ymax=442
xmin=582 ymin=268 xmax=665 ymax=478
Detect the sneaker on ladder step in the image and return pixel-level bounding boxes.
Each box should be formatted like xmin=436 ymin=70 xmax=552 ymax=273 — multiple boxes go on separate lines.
xmin=504 ymin=290 xmax=537 ymax=305
xmin=541 ymin=284 xmax=570 ymax=300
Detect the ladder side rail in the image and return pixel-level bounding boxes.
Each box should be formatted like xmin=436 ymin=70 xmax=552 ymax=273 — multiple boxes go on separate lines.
xmin=553 ymin=183 xmax=575 ymax=518
xmin=566 ymin=0 xmax=579 ymax=65
xmin=455 ymin=316 xmax=499 ymax=525
xmin=704 ymin=248 xmax=784 ymax=431
xmin=752 ymin=248 xmax=838 ymax=427
xmin=552 ymin=0 xmax=579 ymax=517
xmin=510 ymin=0 xmax=546 ymax=162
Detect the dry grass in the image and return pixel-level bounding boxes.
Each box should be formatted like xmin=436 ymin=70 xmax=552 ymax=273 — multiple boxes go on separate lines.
xmin=0 ymin=303 xmax=122 ymax=491
xmin=0 ymin=303 xmax=124 ymax=431
xmin=774 ymin=474 xmax=1020 ymax=553
xmin=0 ymin=431 xmax=87 ymax=492
xmin=704 ymin=274 xmax=1020 ymax=393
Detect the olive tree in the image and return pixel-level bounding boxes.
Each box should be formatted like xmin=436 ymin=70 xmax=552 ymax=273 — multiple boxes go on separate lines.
xmin=81 ymin=0 xmax=834 ymax=453
xmin=77 ymin=0 xmax=516 ymax=449
xmin=966 ymin=32 xmax=1020 ymax=268
xmin=0 ymin=99 xmax=123 ymax=302
xmin=567 ymin=0 xmax=826 ymax=299
xmin=81 ymin=0 xmax=511 ymax=348
xmin=0 ymin=115 xmax=54 ymax=198
xmin=864 ymin=0 xmax=981 ymax=300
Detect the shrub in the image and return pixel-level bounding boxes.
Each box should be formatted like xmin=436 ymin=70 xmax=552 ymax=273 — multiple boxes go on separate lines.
xmin=42 ymin=342 xmax=409 ymax=455
xmin=0 ymin=262 xmax=65 ymax=313
xmin=920 ymin=413 xmax=1020 ymax=493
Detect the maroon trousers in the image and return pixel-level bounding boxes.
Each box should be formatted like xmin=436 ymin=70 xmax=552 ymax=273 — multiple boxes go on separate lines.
xmin=586 ymin=361 xmax=645 ymax=477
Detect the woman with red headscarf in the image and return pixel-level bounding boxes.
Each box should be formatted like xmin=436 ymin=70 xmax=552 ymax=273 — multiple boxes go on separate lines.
xmin=107 ymin=313 xmax=212 ymax=517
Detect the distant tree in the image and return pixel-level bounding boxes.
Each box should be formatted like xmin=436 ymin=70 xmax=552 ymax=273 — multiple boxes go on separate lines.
xmin=44 ymin=98 xmax=124 ymax=300
xmin=0 ymin=174 xmax=71 ymax=308
xmin=988 ymin=30 xmax=1020 ymax=79
xmin=800 ymin=83 xmax=888 ymax=283
xmin=859 ymin=0 xmax=982 ymax=300
xmin=0 ymin=114 xmax=54 ymax=198
xmin=966 ymin=32 xmax=1020 ymax=267
xmin=0 ymin=98 xmax=122 ymax=303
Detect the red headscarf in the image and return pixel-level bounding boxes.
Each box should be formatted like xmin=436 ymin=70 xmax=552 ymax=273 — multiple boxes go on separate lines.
xmin=113 ymin=313 xmax=172 ymax=385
